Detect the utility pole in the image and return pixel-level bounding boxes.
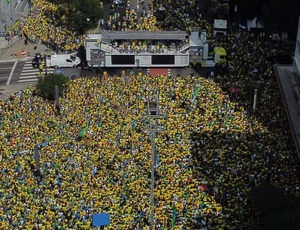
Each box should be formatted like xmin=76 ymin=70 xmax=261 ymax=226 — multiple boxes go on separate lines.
xmin=55 ymin=85 xmax=60 ymax=115
xmin=44 ymin=54 xmax=48 ymax=75
xmin=33 ymin=144 xmax=41 ymax=183
xmin=146 ymin=88 xmax=162 ymax=230
xmin=253 ymin=88 xmax=258 ymax=113
xmin=0 ymin=111 xmax=3 ymax=129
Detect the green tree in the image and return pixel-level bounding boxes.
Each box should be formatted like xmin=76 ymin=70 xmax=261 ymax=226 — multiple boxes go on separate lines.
xmin=36 ymin=73 xmax=69 ymax=100
xmin=249 ymin=183 xmax=300 ymax=230
xmin=234 ymin=0 xmax=300 ymax=38
xmin=47 ymin=0 xmax=103 ymax=34
xmin=232 ymin=0 xmax=263 ymax=20
xmin=261 ymin=0 xmax=300 ymax=37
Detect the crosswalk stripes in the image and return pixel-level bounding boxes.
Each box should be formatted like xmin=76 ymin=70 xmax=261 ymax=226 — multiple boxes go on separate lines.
xmin=19 ymin=61 xmax=54 ymax=83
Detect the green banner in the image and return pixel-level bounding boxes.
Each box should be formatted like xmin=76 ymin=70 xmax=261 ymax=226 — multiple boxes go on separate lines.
xmin=191 ymin=85 xmax=201 ymax=103
xmin=170 ymin=205 xmax=177 ymax=229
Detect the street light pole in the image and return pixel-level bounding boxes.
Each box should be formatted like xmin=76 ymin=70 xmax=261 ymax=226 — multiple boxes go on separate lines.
xmin=150 ymin=132 xmax=156 ymax=230
xmin=147 ymin=88 xmax=162 ymax=230
xmin=44 ymin=54 xmax=48 ymax=75
xmin=253 ymin=88 xmax=258 ymax=113
xmin=33 ymin=144 xmax=41 ymax=183
xmin=55 ymin=85 xmax=60 ymax=115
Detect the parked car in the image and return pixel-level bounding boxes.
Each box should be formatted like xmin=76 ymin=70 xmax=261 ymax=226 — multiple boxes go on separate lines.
xmin=32 ymin=53 xmax=51 ymax=68
xmin=31 ymin=53 xmax=42 ymax=68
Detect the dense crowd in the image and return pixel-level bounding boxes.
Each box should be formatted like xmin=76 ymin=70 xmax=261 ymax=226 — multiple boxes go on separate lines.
xmin=1 ymin=0 xmax=300 ymax=229
xmin=105 ymin=1 xmax=158 ymax=31
xmin=154 ymin=0 xmax=210 ymax=32
xmin=1 ymin=75 xmax=239 ymax=229
xmin=1 ymin=31 xmax=300 ymax=229
xmin=22 ymin=0 xmax=84 ymax=52
xmin=197 ymin=27 xmax=300 ymax=229
xmin=111 ymin=40 xmax=185 ymax=54
xmin=22 ymin=0 xmax=159 ymax=53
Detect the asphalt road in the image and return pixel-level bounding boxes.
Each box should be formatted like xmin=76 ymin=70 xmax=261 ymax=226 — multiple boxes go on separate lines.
xmin=0 ymin=59 xmax=82 ymax=87
xmin=0 ymin=61 xmax=14 ymax=85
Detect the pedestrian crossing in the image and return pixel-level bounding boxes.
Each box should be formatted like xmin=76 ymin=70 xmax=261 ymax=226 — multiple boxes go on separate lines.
xmin=19 ymin=61 xmax=54 ymax=83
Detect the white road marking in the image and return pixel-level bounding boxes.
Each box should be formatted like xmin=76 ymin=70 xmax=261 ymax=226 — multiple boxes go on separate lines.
xmin=22 ymin=68 xmax=54 ymax=72
xmin=19 ymin=79 xmax=39 ymax=83
xmin=21 ymin=71 xmax=41 ymax=75
xmin=6 ymin=60 xmax=18 ymax=85
xmin=19 ymin=75 xmax=39 ymax=79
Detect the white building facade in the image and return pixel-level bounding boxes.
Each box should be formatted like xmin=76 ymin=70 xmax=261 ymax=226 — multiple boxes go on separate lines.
xmin=0 ymin=0 xmax=29 ymax=34
xmin=294 ymin=15 xmax=300 ymax=78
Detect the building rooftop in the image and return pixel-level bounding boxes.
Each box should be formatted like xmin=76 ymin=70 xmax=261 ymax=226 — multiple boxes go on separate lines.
xmin=88 ymin=30 xmax=187 ymax=41
xmin=275 ymin=65 xmax=300 ymax=160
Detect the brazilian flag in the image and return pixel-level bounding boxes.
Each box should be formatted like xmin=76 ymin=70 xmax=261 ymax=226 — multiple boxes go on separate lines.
xmin=191 ymin=85 xmax=201 ymax=103
xmin=130 ymin=118 xmax=136 ymax=129
xmin=46 ymin=120 xmax=56 ymax=128
xmin=170 ymin=205 xmax=177 ymax=229
xmin=79 ymin=127 xmax=88 ymax=138
xmin=78 ymin=119 xmax=91 ymax=138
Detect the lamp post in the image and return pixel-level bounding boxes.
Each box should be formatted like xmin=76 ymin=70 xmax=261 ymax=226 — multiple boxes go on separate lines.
xmin=55 ymin=85 xmax=60 ymax=115
xmin=44 ymin=54 xmax=48 ymax=75
xmin=146 ymin=88 xmax=162 ymax=230
xmin=253 ymin=88 xmax=258 ymax=113
xmin=33 ymin=144 xmax=41 ymax=183
xmin=0 ymin=112 xmax=3 ymax=129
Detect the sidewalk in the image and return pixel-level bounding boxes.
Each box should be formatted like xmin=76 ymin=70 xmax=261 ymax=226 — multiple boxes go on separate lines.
xmin=0 ymin=82 xmax=33 ymax=101
xmin=0 ymin=37 xmax=48 ymax=101
xmin=0 ymin=37 xmax=47 ymax=61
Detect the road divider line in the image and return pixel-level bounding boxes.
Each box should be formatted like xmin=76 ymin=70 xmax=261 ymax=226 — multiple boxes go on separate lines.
xmin=6 ymin=60 xmax=18 ymax=86
xmin=19 ymin=79 xmax=39 ymax=83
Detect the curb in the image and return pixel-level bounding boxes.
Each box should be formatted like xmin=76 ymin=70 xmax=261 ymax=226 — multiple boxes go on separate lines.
xmin=1 ymin=36 xmax=21 ymax=49
xmin=0 ymin=56 xmax=32 ymax=63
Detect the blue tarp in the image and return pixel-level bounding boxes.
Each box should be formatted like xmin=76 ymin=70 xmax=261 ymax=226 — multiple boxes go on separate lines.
xmin=54 ymin=69 xmax=64 ymax=74
xmin=92 ymin=213 xmax=110 ymax=227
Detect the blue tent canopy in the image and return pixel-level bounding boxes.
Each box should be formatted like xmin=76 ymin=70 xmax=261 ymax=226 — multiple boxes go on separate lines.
xmin=92 ymin=213 xmax=110 ymax=227
xmin=54 ymin=69 xmax=64 ymax=74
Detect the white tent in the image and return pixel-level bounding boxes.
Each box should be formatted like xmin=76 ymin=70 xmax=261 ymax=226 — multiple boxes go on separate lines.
xmin=214 ymin=19 xmax=227 ymax=30
xmin=247 ymin=17 xmax=264 ymax=31
xmin=213 ymin=19 xmax=227 ymax=36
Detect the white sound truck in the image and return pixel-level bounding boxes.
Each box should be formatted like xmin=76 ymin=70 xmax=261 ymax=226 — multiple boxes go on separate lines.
xmin=46 ymin=53 xmax=81 ymax=68
xmin=85 ymin=30 xmax=226 ymax=68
